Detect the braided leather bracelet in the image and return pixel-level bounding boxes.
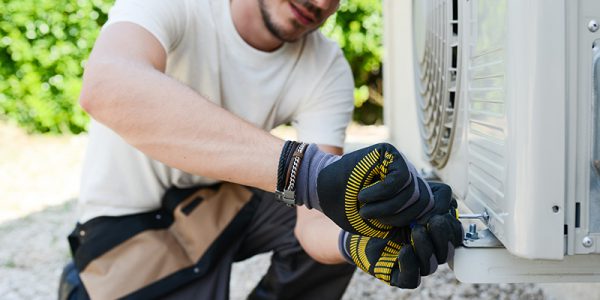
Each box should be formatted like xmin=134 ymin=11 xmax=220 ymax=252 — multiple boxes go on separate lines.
xmin=276 ymin=142 xmax=308 ymax=207
xmin=276 ymin=141 xmax=295 ymax=193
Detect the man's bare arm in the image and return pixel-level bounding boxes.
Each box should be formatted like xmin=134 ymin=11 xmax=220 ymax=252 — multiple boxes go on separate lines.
xmin=295 ymin=206 xmax=347 ymax=264
xmin=80 ymin=22 xmax=283 ymax=191
xmin=84 ymin=24 xmax=349 ymax=264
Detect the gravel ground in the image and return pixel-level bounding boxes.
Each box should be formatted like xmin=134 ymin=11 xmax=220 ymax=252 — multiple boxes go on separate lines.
xmin=0 ymin=122 xmax=578 ymax=299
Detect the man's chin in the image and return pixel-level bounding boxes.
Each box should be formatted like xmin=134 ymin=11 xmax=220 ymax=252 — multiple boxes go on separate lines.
xmin=263 ymin=15 xmax=317 ymax=43
xmin=276 ymin=27 xmax=318 ymax=43
xmin=278 ymin=33 xmax=303 ymax=43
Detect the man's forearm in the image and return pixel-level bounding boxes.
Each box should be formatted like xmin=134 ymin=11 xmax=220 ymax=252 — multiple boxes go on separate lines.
xmin=294 ymin=206 xmax=347 ymax=264
xmin=80 ymin=24 xmax=283 ymax=192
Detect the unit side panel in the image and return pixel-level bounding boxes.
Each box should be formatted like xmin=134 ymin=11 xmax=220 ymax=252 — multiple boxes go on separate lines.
xmin=464 ymin=0 xmax=509 ymax=238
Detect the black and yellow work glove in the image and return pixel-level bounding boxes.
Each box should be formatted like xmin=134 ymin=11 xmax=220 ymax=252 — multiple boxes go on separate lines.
xmin=339 ymin=184 xmax=462 ymax=288
xmin=409 ymin=182 xmax=463 ymax=275
xmin=279 ymin=142 xmax=444 ymax=240
xmin=339 ymin=229 xmax=422 ymax=288
xmin=315 ymin=143 xmax=434 ymax=238
xmin=339 ymin=223 xmax=461 ymax=289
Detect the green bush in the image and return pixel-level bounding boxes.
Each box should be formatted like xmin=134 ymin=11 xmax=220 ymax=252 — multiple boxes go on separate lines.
xmin=322 ymin=0 xmax=383 ymax=125
xmin=0 ymin=0 xmax=112 ymax=134
xmin=0 ymin=0 xmax=382 ymax=134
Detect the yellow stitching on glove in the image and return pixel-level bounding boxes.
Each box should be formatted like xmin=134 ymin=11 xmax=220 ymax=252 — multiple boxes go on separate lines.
xmin=344 ymin=149 xmax=393 ymax=238
xmin=373 ymin=242 xmax=401 ymax=283
xmin=350 ymin=235 xmax=372 ymax=273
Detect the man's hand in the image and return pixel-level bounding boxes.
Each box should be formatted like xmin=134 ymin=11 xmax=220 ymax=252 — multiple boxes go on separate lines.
xmin=410 ymin=182 xmax=463 ymax=275
xmin=339 ymin=183 xmax=463 ymax=288
xmin=339 ymin=229 xmax=422 ymax=288
xmin=291 ymin=142 xmax=435 ymax=239
xmin=289 ymin=143 xmax=461 ymax=246
xmin=340 ymin=229 xmax=460 ymax=289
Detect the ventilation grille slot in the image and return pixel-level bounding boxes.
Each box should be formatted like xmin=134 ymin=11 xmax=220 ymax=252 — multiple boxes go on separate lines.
xmin=413 ymin=0 xmax=461 ymax=168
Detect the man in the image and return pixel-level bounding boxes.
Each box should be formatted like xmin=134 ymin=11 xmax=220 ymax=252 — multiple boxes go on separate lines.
xmin=59 ymin=0 xmax=463 ymax=299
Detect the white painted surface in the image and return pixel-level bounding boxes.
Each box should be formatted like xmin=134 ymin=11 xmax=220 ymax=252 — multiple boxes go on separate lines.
xmin=384 ymin=0 xmax=600 ymax=282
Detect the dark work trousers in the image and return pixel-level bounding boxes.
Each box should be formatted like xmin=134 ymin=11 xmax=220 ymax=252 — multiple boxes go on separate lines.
xmin=60 ymin=189 xmax=356 ymax=300
xmin=164 ymin=189 xmax=356 ymax=299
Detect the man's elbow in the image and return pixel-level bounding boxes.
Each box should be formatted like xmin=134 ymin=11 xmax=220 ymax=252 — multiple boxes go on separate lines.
xmin=78 ymin=82 xmax=98 ymax=116
xmin=79 ymin=61 xmax=136 ymax=119
xmin=79 ymin=64 xmax=104 ymax=117
xmin=78 ymin=62 xmax=118 ymax=118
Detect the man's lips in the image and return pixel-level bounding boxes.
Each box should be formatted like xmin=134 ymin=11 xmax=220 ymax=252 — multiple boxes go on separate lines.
xmin=289 ymin=2 xmax=316 ymax=26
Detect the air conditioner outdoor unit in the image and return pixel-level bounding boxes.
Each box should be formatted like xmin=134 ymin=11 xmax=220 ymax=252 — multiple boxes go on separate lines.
xmin=384 ymin=0 xmax=600 ymax=282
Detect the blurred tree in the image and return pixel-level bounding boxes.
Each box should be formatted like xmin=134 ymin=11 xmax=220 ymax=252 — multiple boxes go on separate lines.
xmin=322 ymin=0 xmax=383 ymax=125
xmin=0 ymin=0 xmax=112 ymax=134
xmin=0 ymin=0 xmax=383 ymax=134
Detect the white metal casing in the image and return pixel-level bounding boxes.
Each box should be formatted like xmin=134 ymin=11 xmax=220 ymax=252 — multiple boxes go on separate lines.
xmin=383 ymin=0 xmax=600 ymax=271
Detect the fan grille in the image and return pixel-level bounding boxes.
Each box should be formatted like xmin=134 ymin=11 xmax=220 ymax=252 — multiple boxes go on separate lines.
xmin=413 ymin=0 xmax=461 ymax=168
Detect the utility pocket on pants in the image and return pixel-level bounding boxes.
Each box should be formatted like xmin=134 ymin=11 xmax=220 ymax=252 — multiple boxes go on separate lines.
xmin=68 ymin=183 xmax=259 ymax=300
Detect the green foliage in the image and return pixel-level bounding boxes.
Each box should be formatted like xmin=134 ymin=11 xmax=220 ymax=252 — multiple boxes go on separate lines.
xmin=0 ymin=0 xmax=383 ymax=134
xmin=322 ymin=0 xmax=383 ymax=125
xmin=0 ymin=0 xmax=113 ymax=134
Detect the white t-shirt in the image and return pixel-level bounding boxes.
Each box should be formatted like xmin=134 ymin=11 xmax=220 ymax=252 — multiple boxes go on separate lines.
xmin=78 ymin=0 xmax=355 ymax=222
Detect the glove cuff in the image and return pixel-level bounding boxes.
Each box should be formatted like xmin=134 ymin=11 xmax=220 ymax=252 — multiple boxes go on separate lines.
xmin=295 ymin=144 xmax=339 ymax=210
xmin=338 ymin=230 xmax=355 ymax=265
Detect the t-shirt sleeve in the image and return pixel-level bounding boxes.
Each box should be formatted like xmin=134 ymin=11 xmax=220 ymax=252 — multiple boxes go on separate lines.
xmin=102 ymin=0 xmax=188 ymax=53
xmin=293 ymin=50 xmax=355 ymax=148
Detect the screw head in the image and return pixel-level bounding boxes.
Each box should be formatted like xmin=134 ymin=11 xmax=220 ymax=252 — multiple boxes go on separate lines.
xmin=468 ymin=223 xmax=477 ymax=233
xmin=589 ymin=20 xmax=599 ymax=33
xmin=583 ymin=236 xmax=594 ymax=248
xmin=465 ymin=223 xmax=479 ymax=240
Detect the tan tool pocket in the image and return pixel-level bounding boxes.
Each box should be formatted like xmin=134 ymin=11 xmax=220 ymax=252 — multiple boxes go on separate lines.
xmin=69 ymin=183 xmax=257 ymax=300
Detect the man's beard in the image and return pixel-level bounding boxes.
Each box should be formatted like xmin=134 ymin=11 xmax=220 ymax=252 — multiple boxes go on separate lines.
xmin=257 ymin=0 xmax=321 ymax=43
xmin=258 ymin=0 xmax=299 ymax=42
